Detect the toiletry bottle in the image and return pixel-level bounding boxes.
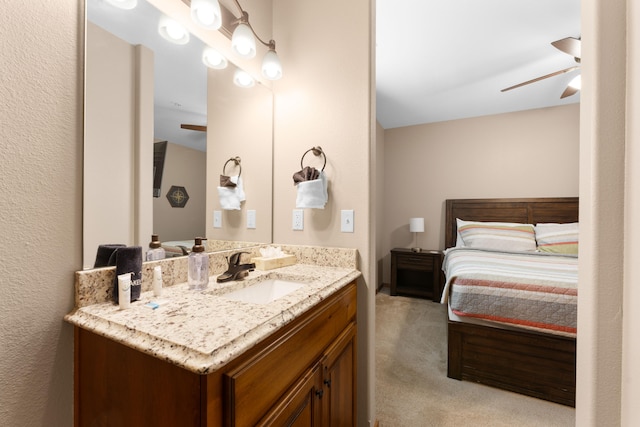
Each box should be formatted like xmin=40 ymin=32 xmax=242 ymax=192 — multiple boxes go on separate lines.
xmin=146 ymin=234 xmax=166 ymax=261
xmin=188 ymin=237 xmax=209 ymax=290
xmin=153 ymin=265 xmax=163 ymax=297
xmin=117 ymin=273 xmax=131 ymax=309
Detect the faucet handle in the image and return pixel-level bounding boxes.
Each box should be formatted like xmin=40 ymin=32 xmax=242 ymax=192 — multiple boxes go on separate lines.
xmin=228 ymin=251 xmax=250 ymax=267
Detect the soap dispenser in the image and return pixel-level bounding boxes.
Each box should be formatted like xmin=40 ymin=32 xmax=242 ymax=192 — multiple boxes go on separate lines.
xmin=146 ymin=234 xmax=166 ymax=261
xmin=188 ymin=237 xmax=209 ymax=290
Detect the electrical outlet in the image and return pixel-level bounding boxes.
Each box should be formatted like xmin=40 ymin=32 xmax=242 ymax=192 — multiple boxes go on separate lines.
xmin=213 ymin=210 xmax=222 ymax=228
xmin=341 ymin=210 xmax=354 ymax=233
xmin=247 ymin=210 xmax=256 ymax=229
xmin=292 ymin=209 xmax=304 ymax=230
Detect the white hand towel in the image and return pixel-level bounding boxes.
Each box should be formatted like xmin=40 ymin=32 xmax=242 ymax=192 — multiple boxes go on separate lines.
xmin=217 ymin=175 xmax=246 ymax=210
xmin=295 ymin=171 xmax=328 ymax=209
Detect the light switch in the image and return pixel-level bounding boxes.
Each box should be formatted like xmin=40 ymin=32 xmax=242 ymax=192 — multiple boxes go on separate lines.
xmin=213 ymin=210 xmax=222 ymax=228
xmin=247 ymin=210 xmax=256 ymax=229
xmin=341 ymin=210 xmax=354 ymax=233
xmin=293 ymin=209 xmax=304 ymax=230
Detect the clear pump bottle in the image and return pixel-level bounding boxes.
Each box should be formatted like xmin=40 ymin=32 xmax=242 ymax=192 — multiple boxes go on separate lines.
xmin=188 ymin=237 xmax=209 ymax=290
xmin=146 ymin=234 xmax=166 ymax=261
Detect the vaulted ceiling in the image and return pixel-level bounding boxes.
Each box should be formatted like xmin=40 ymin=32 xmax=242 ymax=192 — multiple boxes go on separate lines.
xmin=375 ymin=0 xmax=581 ymax=129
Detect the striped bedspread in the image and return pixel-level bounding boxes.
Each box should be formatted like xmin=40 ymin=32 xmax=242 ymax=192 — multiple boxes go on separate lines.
xmin=441 ymin=247 xmax=577 ymax=338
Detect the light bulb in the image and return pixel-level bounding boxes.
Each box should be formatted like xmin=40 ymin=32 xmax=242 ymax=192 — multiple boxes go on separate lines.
xmin=202 ymin=47 xmax=227 ymax=69
xmin=262 ymin=49 xmax=282 ymax=80
xmin=158 ymin=16 xmax=190 ymax=45
xmin=233 ymin=69 xmax=255 ymax=88
xmin=568 ymin=74 xmax=581 ymax=90
xmin=191 ymin=0 xmax=221 ymax=30
xmin=232 ymin=23 xmax=256 ymax=59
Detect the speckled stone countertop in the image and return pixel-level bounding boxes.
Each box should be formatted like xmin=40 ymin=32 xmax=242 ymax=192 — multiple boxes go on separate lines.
xmin=65 ymin=247 xmax=360 ymax=375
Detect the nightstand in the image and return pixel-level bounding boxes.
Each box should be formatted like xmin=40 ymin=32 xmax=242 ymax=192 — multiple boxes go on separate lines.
xmin=390 ymin=248 xmax=443 ymax=302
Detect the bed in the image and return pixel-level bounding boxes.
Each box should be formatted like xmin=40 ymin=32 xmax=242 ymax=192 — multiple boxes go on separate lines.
xmin=443 ymin=197 xmax=578 ymax=407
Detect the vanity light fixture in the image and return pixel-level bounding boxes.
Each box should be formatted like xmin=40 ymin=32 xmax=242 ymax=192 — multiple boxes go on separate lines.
xmin=104 ymin=0 xmax=137 ymax=10
xmin=190 ymin=0 xmax=222 ymax=30
xmin=202 ymin=47 xmax=228 ymax=69
xmin=230 ymin=0 xmax=283 ymax=80
xmin=233 ymin=69 xmax=255 ymax=88
xmin=158 ymin=16 xmax=190 ymax=45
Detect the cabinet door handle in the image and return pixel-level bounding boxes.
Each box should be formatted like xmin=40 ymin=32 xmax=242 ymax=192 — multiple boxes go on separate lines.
xmin=316 ymin=389 xmax=324 ymax=398
xmin=324 ymin=379 xmax=331 ymax=388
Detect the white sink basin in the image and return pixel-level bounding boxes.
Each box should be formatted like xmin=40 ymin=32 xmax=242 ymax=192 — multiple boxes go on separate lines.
xmin=221 ymin=279 xmax=306 ymax=304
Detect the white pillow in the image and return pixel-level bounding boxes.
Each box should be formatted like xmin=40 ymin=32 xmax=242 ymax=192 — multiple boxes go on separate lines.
xmin=456 ymin=218 xmax=537 ymax=252
xmin=535 ymin=222 xmax=579 ymax=255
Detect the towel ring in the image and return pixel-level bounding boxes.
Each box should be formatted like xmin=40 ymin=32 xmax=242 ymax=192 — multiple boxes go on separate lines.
xmin=222 ymin=156 xmax=242 ymax=177
xmin=300 ymin=146 xmax=326 ymax=171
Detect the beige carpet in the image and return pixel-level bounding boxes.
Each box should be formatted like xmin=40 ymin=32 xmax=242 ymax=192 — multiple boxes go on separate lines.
xmin=375 ymin=289 xmax=575 ymax=427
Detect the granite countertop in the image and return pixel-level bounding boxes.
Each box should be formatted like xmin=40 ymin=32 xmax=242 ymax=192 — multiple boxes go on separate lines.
xmin=65 ymin=264 xmax=360 ymax=375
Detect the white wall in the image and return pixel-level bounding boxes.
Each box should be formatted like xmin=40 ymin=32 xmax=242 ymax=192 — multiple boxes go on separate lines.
xmin=0 ymin=0 xmax=82 ymax=425
xmin=381 ymin=103 xmax=580 ymax=283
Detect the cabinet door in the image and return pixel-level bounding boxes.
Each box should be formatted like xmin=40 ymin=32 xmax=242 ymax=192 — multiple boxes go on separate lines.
xmin=321 ymin=323 xmax=357 ymax=426
xmin=257 ymin=365 xmax=323 ymax=427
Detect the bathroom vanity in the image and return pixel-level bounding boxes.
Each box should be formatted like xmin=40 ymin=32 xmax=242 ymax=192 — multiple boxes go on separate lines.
xmin=66 ymin=249 xmax=360 ymax=427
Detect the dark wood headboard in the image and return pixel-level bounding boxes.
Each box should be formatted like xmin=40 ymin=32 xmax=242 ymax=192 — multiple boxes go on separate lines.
xmin=445 ymin=197 xmax=579 ymax=249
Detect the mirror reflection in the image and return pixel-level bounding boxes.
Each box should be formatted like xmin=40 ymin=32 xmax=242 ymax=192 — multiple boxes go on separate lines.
xmin=83 ymin=0 xmax=273 ymax=268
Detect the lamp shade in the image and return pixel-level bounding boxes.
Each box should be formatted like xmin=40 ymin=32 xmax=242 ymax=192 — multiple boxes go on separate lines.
xmin=262 ymin=49 xmax=282 ymax=80
xmin=409 ymin=218 xmax=424 ymax=233
xmin=191 ymin=0 xmax=222 ymax=30
xmin=158 ymin=16 xmax=190 ymax=45
xmin=231 ymin=23 xmax=256 ymax=59
xmin=202 ymin=47 xmax=227 ymax=69
xmin=233 ymin=69 xmax=255 ymax=88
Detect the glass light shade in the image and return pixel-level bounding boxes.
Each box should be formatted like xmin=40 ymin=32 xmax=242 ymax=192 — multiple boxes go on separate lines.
xmin=568 ymin=74 xmax=581 ymax=90
xmin=158 ymin=16 xmax=190 ymax=45
xmin=233 ymin=69 xmax=255 ymax=88
xmin=104 ymin=0 xmax=137 ymax=9
xmin=262 ymin=49 xmax=282 ymax=80
xmin=191 ymin=0 xmax=221 ymax=30
xmin=232 ymin=23 xmax=256 ymax=59
xmin=202 ymin=47 xmax=227 ymax=69
xmin=409 ymin=218 xmax=425 ymax=233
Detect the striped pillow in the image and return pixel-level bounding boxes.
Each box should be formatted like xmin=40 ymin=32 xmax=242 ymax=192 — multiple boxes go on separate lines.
xmin=456 ymin=219 xmax=536 ymax=252
xmin=535 ymin=222 xmax=579 ymax=255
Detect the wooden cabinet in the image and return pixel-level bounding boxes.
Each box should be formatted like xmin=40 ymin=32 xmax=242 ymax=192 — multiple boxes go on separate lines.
xmin=74 ymin=282 xmax=357 ymax=427
xmin=390 ymin=248 xmax=443 ymax=301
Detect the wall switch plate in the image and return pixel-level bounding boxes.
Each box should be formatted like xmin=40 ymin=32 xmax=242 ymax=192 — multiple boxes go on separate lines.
xmin=292 ymin=209 xmax=304 ymax=230
xmin=247 ymin=210 xmax=256 ymax=229
xmin=213 ymin=210 xmax=222 ymax=228
xmin=341 ymin=210 xmax=354 ymax=233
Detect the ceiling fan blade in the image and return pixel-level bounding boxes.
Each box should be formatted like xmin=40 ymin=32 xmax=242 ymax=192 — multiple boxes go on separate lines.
xmin=501 ymin=66 xmax=580 ymax=92
xmin=560 ymin=85 xmax=579 ymax=99
xmin=551 ymin=37 xmax=581 ymax=60
xmin=180 ymin=124 xmax=207 ymax=132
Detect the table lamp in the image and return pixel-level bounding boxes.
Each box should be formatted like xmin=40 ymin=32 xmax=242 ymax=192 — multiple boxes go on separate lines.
xmin=409 ymin=218 xmax=424 ymax=252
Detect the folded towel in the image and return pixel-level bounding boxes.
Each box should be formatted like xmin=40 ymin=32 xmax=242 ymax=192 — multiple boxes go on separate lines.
xmin=217 ymin=175 xmax=246 ymax=210
xmin=296 ymin=171 xmax=328 ymax=209
xmin=93 ymin=244 xmax=125 ymax=268
xmin=111 ymin=246 xmax=142 ymax=303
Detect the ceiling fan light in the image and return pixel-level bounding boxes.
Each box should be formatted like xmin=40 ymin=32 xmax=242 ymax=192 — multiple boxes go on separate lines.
xmin=191 ymin=0 xmax=221 ymax=30
xmin=568 ymin=74 xmax=582 ymax=90
xmin=158 ymin=16 xmax=190 ymax=45
xmin=104 ymin=0 xmax=137 ymax=10
xmin=261 ymin=49 xmax=282 ymax=80
xmin=231 ymin=23 xmax=256 ymax=59
xmin=233 ymin=69 xmax=255 ymax=88
xmin=202 ymin=47 xmax=228 ymax=69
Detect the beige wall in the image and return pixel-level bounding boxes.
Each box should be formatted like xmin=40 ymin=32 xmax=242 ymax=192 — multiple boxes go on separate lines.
xmin=0 ymin=0 xmax=82 ymax=425
xmin=205 ymin=65 xmax=274 ymax=244
xmin=154 ymin=142 xmax=206 ymax=242
xmin=272 ymin=0 xmax=374 ymax=423
xmin=381 ymin=103 xmax=579 ymax=283
xmin=84 ymin=22 xmax=154 ymax=268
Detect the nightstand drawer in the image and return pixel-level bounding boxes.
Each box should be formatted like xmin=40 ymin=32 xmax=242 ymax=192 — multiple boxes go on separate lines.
xmin=397 ymin=255 xmax=434 ymax=270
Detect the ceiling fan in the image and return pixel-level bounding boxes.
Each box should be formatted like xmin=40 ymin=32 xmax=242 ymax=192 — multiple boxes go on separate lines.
xmin=180 ymin=124 xmax=207 ymax=132
xmin=501 ymin=36 xmax=581 ymax=99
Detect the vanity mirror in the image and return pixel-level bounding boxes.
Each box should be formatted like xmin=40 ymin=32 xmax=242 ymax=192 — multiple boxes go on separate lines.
xmin=83 ymin=0 xmax=274 ymax=268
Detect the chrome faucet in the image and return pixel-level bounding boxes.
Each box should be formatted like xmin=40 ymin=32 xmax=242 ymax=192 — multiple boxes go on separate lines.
xmin=216 ymin=251 xmax=256 ymax=283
